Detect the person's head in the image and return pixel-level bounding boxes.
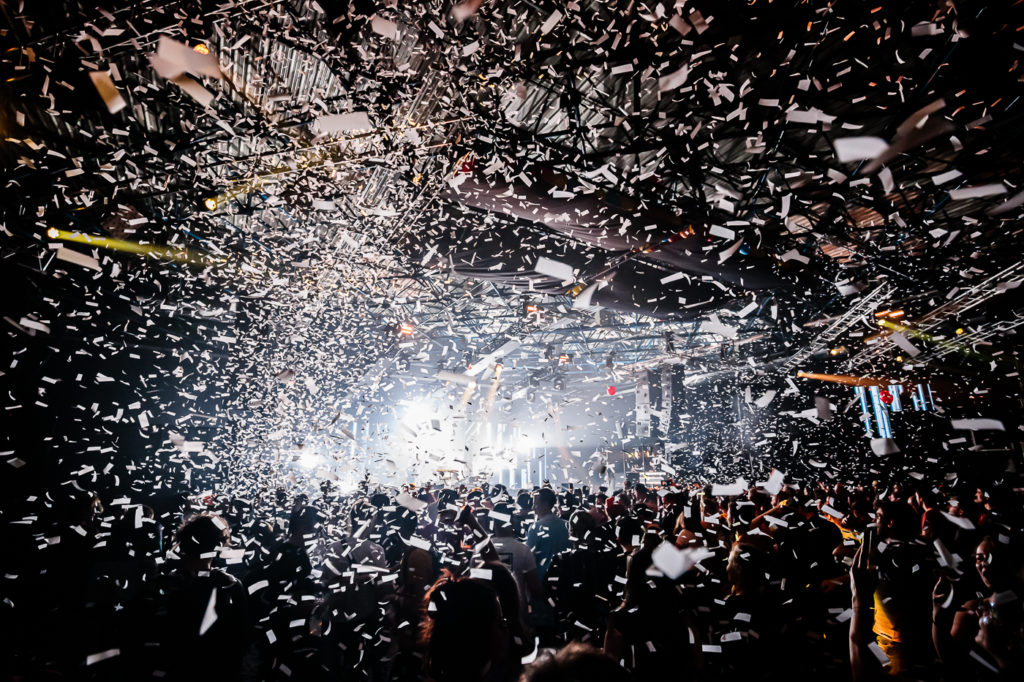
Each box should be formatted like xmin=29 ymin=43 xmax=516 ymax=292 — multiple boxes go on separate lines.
xmin=875 ymin=499 xmax=917 ymax=541
xmin=674 ymin=527 xmax=700 ymax=549
xmin=633 ymin=502 xmax=656 ymax=523
xmin=421 ymin=574 xmax=511 ymax=682
xmin=175 ymin=513 xmax=229 ymax=562
xmin=975 ymin=537 xmax=1015 ymax=592
xmin=520 ymin=642 xmax=632 ymax=682
xmin=289 ymin=504 xmax=322 ymax=544
xmin=615 ymin=516 xmax=643 ymax=553
xmin=568 ymin=509 xmax=597 ymax=547
xmin=726 ymin=540 xmax=769 ymax=596
xmin=915 ymin=487 xmax=939 ymax=510
xmin=587 ymin=502 xmax=609 ymax=526
xmin=54 ymin=486 xmax=102 ymax=526
xmin=947 ymin=497 xmax=967 ymax=517
xmin=490 ymin=503 xmax=518 ymax=537
xmin=350 ymin=499 xmax=376 ymax=527
xmin=533 ymin=488 xmax=557 ymax=517
xmin=605 ymin=495 xmax=626 ymax=520
xmin=771 ymin=487 xmax=793 ymax=508
xmin=389 ymin=507 xmax=419 ymax=539
xmin=700 ymin=490 xmax=719 ymax=516
xmin=437 ymin=488 xmax=459 ymax=511
xmin=731 ymin=501 xmax=757 ymax=531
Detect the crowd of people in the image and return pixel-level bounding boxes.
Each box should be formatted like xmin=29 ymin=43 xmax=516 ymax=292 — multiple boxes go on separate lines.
xmin=1 ymin=468 xmax=1022 ymax=681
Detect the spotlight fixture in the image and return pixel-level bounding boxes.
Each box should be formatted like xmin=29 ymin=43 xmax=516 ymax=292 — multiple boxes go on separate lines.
xmin=955 ymin=327 xmax=965 ymax=335
xmin=874 ymin=309 xmax=905 ymax=321
xmin=46 ymin=227 xmax=58 ymax=239
xmin=193 ymin=43 xmax=211 ymax=55
xmin=204 ymin=197 xmax=218 ymax=211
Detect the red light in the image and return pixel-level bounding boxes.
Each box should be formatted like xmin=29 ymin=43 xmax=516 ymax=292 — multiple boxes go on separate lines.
xmin=607 ymin=386 xmax=616 ymax=396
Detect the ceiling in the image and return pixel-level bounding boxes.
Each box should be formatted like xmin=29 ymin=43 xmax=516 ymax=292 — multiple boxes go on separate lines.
xmin=1 ymin=0 xmax=1022 ymax=486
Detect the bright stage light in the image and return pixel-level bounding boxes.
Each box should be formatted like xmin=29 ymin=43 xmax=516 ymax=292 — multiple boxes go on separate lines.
xmin=297 ymin=450 xmax=320 ymax=469
xmin=401 ymin=400 xmax=436 ymax=426
xmin=517 ymin=431 xmax=546 ymax=455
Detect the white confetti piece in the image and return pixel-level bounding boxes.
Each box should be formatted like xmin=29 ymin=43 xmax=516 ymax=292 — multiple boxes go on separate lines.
xmin=86 ymin=649 xmax=120 ymax=666
xmin=198 ymin=589 xmax=217 ymax=635
xmin=834 ymin=137 xmax=888 ymax=163
xmin=88 ymin=71 xmax=127 ymax=114
xmin=950 ymin=418 xmax=1004 ymax=431
xmin=539 ymin=10 xmax=563 ymax=34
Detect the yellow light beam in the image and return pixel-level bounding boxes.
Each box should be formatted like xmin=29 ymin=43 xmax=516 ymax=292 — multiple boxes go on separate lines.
xmin=877 ymin=319 xmax=992 ymax=363
xmin=46 ymin=228 xmax=224 ymax=266
xmin=876 ymin=318 xmax=934 ymax=343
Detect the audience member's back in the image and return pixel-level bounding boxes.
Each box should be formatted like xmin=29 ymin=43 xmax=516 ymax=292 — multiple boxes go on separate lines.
xmin=421 ymin=574 xmax=516 ymax=682
xmin=147 ymin=514 xmax=249 ymax=680
xmin=545 ymin=510 xmax=619 ymax=643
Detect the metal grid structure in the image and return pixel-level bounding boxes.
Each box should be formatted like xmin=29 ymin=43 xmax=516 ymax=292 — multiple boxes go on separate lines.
xmin=1 ymin=0 xmax=1023 ymax=461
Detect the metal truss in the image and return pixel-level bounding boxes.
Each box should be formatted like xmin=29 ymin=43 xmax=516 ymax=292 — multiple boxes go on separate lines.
xmin=845 ymin=261 xmax=1024 ymax=372
xmin=777 ymin=282 xmax=892 ymax=374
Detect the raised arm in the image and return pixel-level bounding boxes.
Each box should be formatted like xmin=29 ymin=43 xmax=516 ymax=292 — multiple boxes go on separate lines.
xmin=458 ymin=505 xmax=501 ymax=565
xmin=849 ymin=531 xmax=881 ymax=682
